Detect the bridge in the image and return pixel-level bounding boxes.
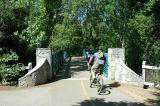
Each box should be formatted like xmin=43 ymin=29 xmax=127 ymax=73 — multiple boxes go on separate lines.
xmin=0 ymin=48 xmax=159 ymax=106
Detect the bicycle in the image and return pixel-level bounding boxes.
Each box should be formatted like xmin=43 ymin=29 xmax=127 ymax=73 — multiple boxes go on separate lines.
xmin=89 ymin=65 xmax=104 ymax=95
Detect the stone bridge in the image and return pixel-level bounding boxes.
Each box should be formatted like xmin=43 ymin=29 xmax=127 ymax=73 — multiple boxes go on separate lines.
xmin=18 ymin=48 xmax=143 ymax=87
xmin=0 ymin=48 xmax=159 ymax=106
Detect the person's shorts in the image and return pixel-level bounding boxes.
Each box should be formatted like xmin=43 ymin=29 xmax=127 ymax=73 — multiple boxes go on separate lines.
xmin=91 ymin=64 xmax=104 ymax=74
xmin=91 ymin=64 xmax=99 ymax=72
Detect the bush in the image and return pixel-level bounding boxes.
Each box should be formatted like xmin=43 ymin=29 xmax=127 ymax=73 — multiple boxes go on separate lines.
xmin=0 ymin=49 xmax=25 ymax=83
xmin=0 ymin=63 xmax=25 ymax=83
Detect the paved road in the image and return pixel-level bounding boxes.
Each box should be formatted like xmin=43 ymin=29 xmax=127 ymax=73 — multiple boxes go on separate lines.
xmin=0 ymin=57 xmax=146 ymax=106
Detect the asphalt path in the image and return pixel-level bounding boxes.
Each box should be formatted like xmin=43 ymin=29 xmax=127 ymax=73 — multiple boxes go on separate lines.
xmin=0 ymin=57 xmax=146 ymax=106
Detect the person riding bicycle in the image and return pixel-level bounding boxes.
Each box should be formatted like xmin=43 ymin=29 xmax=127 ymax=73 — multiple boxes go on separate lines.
xmin=87 ymin=48 xmax=94 ymax=70
xmin=90 ymin=49 xmax=106 ymax=83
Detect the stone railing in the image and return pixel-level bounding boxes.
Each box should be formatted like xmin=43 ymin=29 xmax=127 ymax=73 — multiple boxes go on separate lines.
xmin=142 ymin=61 xmax=160 ymax=88
xmin=18 ymin=58 xmax=52 ymax=87
xmin=108 ymin=48 xmax=143 ymax=86
xmin=115 ymin=58 xmax=143 ymax=86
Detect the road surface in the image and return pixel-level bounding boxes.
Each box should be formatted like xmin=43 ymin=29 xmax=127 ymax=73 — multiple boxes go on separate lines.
xmin=0 ymin=57 xmax=146 ymax=106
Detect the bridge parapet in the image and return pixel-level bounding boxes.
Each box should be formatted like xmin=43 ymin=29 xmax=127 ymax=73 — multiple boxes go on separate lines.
xmin=115 ymin=58 xmax=143 ymax=85
xmin=108 ymin=48 xmax=143 ymax=86
xmin=18 ymin=58 xmax=51 ymax=87
xmin=18 ymin=48 xmax=70 ymax=87
xmin=19 ymin=48 xmax=53 ymax=87
xmin=108 ymin=48 xmax=125 ymax=80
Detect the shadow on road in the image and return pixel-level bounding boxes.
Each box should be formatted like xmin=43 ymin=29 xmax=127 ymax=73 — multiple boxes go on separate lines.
xmin=73 ymin=98 xmax=146 ymax=106
xmin=90 ymin=81 xmax=121 ymax=96
xmin=145 ymin=91 xmax=160 ymax=106
xmin=107 ymin=81 xmax=121 ymax=88
xmin=50 ymin=57 xmax=88 ymax=82
xmin=98 ymin=81 xmax=121 ymax=95
xmin=69 ymin=58 xmax=88 ymax=76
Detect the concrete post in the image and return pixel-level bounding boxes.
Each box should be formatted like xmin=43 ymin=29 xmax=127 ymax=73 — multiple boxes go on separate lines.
xmin=142 ymin=61 xmax=146 ymax=83
xmin=108 ymin=48 xmax=125 ymax=80
xmin=26 ymin=62 xmax=32 ymax=72
xmin=36 ymin=48 xmax=52 ymax=80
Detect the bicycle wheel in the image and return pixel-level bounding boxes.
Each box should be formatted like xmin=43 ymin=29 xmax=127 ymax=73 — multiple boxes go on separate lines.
xmin=97 ymin=75 xmax=103 ymax=94
xmin=89 ymin=74 xmax=94 ymax=88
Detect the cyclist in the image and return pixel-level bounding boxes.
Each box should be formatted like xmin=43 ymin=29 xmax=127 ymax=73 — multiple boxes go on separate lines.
xmin=87 ymin=48 xmax=94 ymax=70
xmin=90 ymin=49 xmax=106 ymax=83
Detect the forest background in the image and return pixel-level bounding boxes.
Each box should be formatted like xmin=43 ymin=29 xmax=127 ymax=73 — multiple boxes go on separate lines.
xmin=0 ymin=0 xmax=159 ymax=83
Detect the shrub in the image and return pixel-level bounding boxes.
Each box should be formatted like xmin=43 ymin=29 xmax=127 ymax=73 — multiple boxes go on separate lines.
xmin=0 ymin=49 xmax=25 ymax=83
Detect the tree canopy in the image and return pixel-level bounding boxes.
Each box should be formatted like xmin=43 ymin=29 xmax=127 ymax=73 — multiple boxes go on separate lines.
xmin=0 ymin=0 xmax=159 ymax=82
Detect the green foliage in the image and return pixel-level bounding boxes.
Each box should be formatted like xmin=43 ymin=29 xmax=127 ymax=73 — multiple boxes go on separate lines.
xmin=13 ymin=0 xmax=48 ymax=49
xmin=0 ymin=49 xmax=25 ymax=82
xmin=0 ymin=63 xmax=25 ymax=82
xmin=129 ymin=13 xmax=153 ymax=36
xmin=0 ymin=0 xmax=14 ymax=18
xmin=11 ymin=0 xmax=30 ymax=8
xmin=49 ymin=0 xmax=159 ymax=73
xmin=49 ymin=23 xmax=73 ymax=49
xmin=127 ymin=0 xmax=160 ymax=66
xmin=0 ymin=0 xmax=160 ymax=76
xmin=0 ymin=32 xmax=3 ymax=41
xmin=0 ymin=51 xmax=19 ymax=63
xmin=49 ymin=12 xmax=83 ymax=51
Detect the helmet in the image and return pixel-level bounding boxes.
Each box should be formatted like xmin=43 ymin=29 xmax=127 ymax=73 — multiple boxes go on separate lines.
xmin=98 ymin=52 xmax=104 ymax=59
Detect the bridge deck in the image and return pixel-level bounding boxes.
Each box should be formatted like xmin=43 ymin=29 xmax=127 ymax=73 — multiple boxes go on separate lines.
xmin=0 ymin=57 xmax=147 ymax=106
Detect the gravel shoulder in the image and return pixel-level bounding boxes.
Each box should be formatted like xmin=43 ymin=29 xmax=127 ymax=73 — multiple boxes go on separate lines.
xmin=117 ymin=82 xmax=160 ymax=105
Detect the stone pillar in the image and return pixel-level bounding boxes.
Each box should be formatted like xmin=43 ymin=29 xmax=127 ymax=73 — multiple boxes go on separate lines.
xmin=26 ymin=62 xmax=32 ymax=72
xmin=108 ymin=48 xmax=125 ymax=80
xmin=142 ymin=61 xmax=146 ymax=83
xmin=36 ymin=48 xmax=52 ymax=80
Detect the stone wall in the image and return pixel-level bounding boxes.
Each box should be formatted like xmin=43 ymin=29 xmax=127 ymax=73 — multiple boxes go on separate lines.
xmin=115 ymin=58 xmax=143 ymax=85
xmin=108 ymin=48 xmax=143 ymax=86
xmin=18 ymin=48 xmax=53 ymax=87
xmin=108 ymin=48 xmax=125 ymax=80
xmin=36 ymin=48 xmax=52 ymax=80
xmin=18 ymin=58 xmax=51 ymax=87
